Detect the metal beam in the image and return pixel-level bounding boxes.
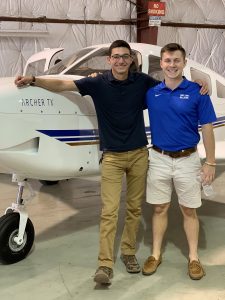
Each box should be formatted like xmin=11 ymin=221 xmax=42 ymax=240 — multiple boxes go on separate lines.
xmin=161 ymin=22 xmax=225 ymax=29
xmin=136 ymin=20 xmax=225 ymax=30
xmin=0 ymin=16 xmax=136 ymax=26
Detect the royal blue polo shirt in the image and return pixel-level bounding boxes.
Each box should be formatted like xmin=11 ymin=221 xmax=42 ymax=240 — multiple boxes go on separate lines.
xmin=75 ymin=71 xmax=159 ymax=151
xmin=146 ymin=78 xmax=217 ymax=151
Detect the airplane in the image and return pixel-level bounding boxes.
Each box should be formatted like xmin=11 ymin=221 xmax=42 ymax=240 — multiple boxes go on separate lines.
xmin=0 ymin=43 xmax=224 ymax=264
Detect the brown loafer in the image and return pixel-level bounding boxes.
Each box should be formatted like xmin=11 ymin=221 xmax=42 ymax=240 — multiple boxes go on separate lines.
xmin=142 ymin=255 xmax=162 ymax=275
xmin=188 ymin=260 xmax=205 ymax=280
xmin=121 ymin=254 xmax=141 ymax=273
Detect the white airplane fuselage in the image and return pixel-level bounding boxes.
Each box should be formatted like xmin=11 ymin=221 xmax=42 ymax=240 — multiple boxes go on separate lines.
xmin=0 ymin=43 xmax=225 ymax=181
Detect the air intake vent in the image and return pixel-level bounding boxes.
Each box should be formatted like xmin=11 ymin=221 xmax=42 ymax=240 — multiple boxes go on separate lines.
xmin=3 ymin=137 xmax=40 ymax=153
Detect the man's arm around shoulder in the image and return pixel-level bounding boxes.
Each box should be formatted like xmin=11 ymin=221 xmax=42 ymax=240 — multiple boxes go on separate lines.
xmin=14 ymin=75 xmax=78 ymax=93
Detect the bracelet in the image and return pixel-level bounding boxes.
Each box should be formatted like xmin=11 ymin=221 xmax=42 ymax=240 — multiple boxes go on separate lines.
xmin=204 ymin=161 xmax=216 ymax=167
xmin=30 ymin=75 xmax=36 ymax=86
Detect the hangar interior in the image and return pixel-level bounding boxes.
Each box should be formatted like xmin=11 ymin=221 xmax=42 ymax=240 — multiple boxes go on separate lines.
xmin=1 ymin=0 xmax=225 ymax=77
xmin=0 ymin=0 xmax=225 ymax=299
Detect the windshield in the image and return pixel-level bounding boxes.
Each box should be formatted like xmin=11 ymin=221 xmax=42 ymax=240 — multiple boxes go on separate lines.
xmin=63 ymin=48 xmax=141 ymax=76
xmin=45 ymin=47 xmax=95 ymax=75
xmin=64 ymin=48 xmax=111 ymax=76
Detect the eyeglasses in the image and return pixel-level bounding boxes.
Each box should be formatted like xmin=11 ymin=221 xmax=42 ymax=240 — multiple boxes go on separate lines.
xmin=110 ymin=54 xmax=132 ymax=61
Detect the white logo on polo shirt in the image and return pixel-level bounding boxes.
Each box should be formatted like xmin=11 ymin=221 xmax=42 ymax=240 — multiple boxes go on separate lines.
xmin=155 ymin=94 xmax=161 ymax=97
xmin=179 ymin=94 xmax=189 ymax=100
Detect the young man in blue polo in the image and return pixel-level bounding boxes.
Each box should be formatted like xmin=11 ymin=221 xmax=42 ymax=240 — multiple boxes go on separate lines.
xmin=143 ymin=43 xmax=216 ymax=280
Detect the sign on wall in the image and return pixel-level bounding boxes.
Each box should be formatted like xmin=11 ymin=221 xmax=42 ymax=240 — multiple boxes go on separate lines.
xmin=148 ymin=1 xmax=166 ymax=26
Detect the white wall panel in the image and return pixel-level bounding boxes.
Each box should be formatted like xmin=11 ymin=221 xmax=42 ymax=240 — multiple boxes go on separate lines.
xmin=101 ymin=0 xmax=134 ymax=21
xmin=85 ymin=0 xmax=101 ymax=20
xmin=0 ymin=0 xmax=136 ymax=77
xmin=0 ymin=0 xmax=19 ymax=16
xmin=86 ymin=24 xmax=136 ymax=46
xmin=194 ymin=0 xmax=225 ymax=23
xmin=157 ymin=0 xmax=225 ymax=76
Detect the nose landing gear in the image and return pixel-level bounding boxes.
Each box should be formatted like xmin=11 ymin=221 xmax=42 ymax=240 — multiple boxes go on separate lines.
xmin=0 ymin=175 xmax=35 ymax=264
xmin=0 ymin=213 xmax=34 ymax=264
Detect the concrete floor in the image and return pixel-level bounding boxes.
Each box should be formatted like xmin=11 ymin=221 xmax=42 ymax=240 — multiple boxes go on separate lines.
xmin=0 ymin=166 xmax=225 ymax=300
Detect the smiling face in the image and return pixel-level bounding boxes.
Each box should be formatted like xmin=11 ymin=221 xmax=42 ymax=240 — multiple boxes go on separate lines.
xmin=107 ymin=47 xmax=133 ymax=80
xmin=160 ymin=50 xmax=187 ymax=82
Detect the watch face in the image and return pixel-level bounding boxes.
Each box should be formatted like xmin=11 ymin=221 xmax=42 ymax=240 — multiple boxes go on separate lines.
xmin=30 ymin=76 xmax=35 ymax=85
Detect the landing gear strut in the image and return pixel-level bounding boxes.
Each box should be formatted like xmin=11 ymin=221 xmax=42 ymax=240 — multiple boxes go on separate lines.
xmin=0 ymin=175 xmax=35 ymax=264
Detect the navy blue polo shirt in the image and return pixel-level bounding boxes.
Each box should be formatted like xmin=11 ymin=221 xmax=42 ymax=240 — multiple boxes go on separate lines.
xmin=75 ymin=71 xmax=159 ymax=151
xmin=146 ymin=78 xmax=217 ymax=151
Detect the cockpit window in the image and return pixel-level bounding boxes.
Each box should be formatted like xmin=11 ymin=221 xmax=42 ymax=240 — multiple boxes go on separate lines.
xmin=64 ymin=48 xmax=111 ymax=76
xmin=45 ymin=47 xmax=142 ymax=77
xmin=25 ymin=59 xmax=46 ymax=76
xmin=45 ymin=48 xmax=95 ymax=75
xmin=64 ymin=48 xmax=142 ymax=76
xmin=148 ymin=55 xmax=164 ymax=81
xmin=131 ymin=50 xmax=142 ymax=72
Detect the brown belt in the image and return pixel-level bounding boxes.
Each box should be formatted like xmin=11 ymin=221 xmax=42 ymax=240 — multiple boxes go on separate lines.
xmin=152 ymin=145 xmax=197 ymax=158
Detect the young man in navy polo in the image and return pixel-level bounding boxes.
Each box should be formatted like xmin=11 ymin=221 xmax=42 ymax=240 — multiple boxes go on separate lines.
xmin=15 ymin=40 xmax=159 ymax=285
xmin=143 ymin=43 xmax=216 ymax=280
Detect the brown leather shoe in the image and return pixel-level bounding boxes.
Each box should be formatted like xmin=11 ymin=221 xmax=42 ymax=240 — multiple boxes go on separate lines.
xmin=94 ymin=266 xmax=113 ymax=284
xmin=121 ymin=254 xmax=141 ymax=273
xmin=142 ymin=255 xmax=162 ymax=275
xmin=188 ymin=260 xmax=205 ymax=280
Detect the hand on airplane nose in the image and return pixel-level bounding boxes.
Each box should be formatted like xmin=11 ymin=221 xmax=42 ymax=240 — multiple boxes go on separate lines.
xmin=15 ymin=75 xmax=32 ymax=87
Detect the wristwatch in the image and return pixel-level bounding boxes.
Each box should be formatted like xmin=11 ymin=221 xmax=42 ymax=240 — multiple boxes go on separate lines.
xmin=30 ymin=75 xmax=36 ymax=86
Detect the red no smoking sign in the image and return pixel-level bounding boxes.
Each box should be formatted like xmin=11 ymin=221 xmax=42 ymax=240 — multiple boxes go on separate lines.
xmin=148 ymin=2 xmax=166 ymax=16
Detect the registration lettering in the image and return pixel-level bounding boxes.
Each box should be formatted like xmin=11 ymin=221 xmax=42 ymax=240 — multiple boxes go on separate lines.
xmin=20 ymin=98 xmax=54 ymax=106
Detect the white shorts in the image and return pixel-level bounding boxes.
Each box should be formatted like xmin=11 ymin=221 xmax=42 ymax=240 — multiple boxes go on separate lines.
xmin=146 ymin=148 xmax=202 ymax=208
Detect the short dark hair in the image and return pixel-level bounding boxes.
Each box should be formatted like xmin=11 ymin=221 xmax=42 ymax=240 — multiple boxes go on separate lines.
xmin=108 ymin=40 xmax=132 ymax=56
xmin=160 ymin=43 xmax=186 ymax=60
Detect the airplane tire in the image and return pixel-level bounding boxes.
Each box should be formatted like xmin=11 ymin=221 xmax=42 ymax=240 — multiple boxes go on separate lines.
xmin=0 ymin=213 xmax=35 ymax=264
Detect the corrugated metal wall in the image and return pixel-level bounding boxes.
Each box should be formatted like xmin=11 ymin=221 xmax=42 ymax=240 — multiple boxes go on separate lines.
xmin=137 ymin=0 xmax=225 ymax=77
xmin=0 ymin=0 xmax=137 ymax=77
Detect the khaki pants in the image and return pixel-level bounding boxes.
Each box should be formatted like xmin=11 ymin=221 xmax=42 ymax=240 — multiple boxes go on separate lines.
xmin=98 ymin=147 xmax=149 ymax=268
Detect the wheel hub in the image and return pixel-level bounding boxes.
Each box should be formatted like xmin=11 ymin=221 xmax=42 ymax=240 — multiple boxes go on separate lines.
xmin=9 ymin=229 xmax=27 ymax=252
